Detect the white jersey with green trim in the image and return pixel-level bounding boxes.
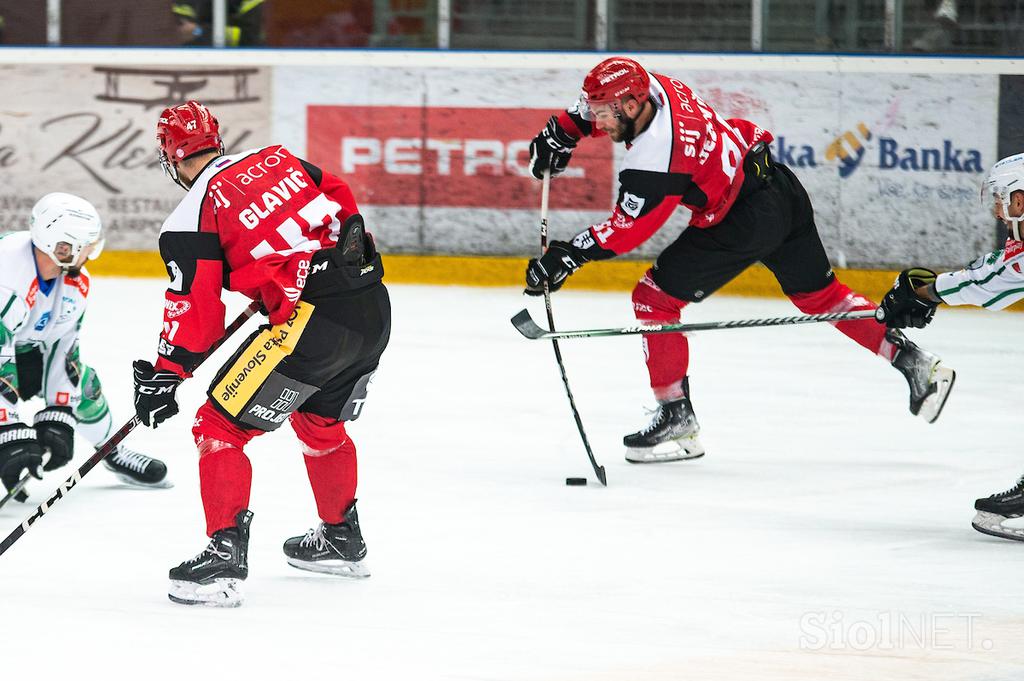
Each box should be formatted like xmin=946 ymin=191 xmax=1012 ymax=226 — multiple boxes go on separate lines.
xmin=935 ymin=238 xmax=1024 ymax=310
xmin=0 ymin=231 xmax=90 ymax=423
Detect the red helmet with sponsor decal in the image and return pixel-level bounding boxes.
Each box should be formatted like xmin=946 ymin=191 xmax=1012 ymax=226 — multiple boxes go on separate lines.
xmin=577 ymin=57 xmax=651 ymax=121
xmin=156 ymin=100 xmax=224 ymax=186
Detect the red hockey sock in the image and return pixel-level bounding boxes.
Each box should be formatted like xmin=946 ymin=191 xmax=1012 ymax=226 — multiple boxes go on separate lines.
xmin=198 ymin=442 xmax=253 ymax=537
xmin=633 ymin=270 xmax=690 ymax=400
xmin=303 ymin=438 xmax=357 ymax=525
xmin=788 ymin=278 xmax=892 ymax=358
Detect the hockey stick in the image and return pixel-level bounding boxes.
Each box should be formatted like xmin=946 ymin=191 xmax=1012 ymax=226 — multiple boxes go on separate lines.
xmin=0 ymin=474 xmax=31 ymax=512
xmin=0 ymin=300 xmax=261 ymax=558
xmin=512 ymin=307 xmax=882 ymax=341
xmin=538 ymin=170 xmax=607 ymax=486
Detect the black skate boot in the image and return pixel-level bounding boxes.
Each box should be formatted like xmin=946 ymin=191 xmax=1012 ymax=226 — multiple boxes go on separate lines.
xmin=283 ymin=500 xmax=370 ymax=578
xmin=972 ymin=476 xmax=1024 ymax=541
xmin=168 ymin=509 xmax=253 ymax=607
xmin=623 ymin=378 xmax=705 ymax=463
xmin=103 ymin=445 xmax=171 ymax=488
xmin=887 ymin=329 xmax=955 ymax=423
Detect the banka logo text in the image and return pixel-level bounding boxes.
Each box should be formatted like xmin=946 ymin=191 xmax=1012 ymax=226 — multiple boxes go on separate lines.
xmin=771 ymin=127 xmax=983 ymax=178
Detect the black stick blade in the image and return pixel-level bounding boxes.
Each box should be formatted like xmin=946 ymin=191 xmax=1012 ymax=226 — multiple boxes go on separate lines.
xmin=511 ymin=309 xmax=549 ymax=340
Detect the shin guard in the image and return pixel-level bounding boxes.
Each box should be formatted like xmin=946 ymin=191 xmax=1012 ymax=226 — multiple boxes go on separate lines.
xmin=633 ymin=271 xmax=690 ymax=401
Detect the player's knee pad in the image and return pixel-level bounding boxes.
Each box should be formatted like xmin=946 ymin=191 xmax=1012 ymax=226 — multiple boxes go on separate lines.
xmin=788 ymin=278 xmax=873 ymax=315
xmin=632 ymin=270 xmax=689 ymax=322
xmin=290 ymin=411 xmax=351 ymax=457
xmin=193 ymin=401 xmax=258 ymax=451
xmin=73 ymin=364 xmax=109 ymax=425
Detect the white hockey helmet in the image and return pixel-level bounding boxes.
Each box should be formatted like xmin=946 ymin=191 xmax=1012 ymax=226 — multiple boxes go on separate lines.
xmin=29 ymin=192 xmax=105 ymax=269
xmin=983 ymin=153 xmax=1024 ymax=241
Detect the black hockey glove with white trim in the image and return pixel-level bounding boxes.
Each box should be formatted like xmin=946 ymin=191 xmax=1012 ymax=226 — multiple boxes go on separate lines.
xmin=133 ymin=360 xmax=182 ymax=428
xmin=525 ymin=241 xmax=587 ymax=296
xmin=879 ymin=267 xmax=939 ymax=329
xmin=529 ymin=115 xmax=577 ymax=180
xmin=0 ymin=423 xmax=44 ymax=502
xmin=34 ymin=406 xmax=76 ymax=471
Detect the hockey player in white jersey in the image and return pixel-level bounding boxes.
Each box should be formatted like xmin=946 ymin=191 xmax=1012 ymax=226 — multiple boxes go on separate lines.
xmin=878 ymin=151 xmax=1024 ymax=541
xmin=0 ymin=192 xmax=170 ymax=501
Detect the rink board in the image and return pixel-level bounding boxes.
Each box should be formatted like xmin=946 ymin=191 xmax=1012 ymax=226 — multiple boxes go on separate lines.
xmin=0 ymin=49 xmax=1018 ymax=270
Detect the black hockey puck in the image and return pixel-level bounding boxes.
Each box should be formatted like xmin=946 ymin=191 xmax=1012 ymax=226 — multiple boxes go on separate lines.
xmin=565 ymin=477 xmax=587 ymax=486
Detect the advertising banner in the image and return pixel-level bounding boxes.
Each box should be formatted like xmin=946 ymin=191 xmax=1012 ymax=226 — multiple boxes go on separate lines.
xmin=0 ymin=64 xmax=271 ymax=250
xmin=285 ymin=63 xmax=998 ymax=269
xmin=0 ymin=53 xmax=1003 ymax=271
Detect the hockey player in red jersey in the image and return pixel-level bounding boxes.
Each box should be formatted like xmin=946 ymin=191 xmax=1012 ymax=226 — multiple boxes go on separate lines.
xmin=525 ymin=57 xmax=955 ymax=463
xmin=133 ymin=101 xmax=390 ymax=607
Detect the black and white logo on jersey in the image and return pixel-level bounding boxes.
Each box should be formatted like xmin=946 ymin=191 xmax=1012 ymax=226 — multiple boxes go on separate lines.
xmin=572 ymin=231 xmax=596 ymax=251
xmin=621 ymin=192 xmax=646 ymax=218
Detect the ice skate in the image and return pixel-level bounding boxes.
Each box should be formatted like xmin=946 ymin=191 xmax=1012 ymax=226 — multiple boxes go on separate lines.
xmin=623 ymin=392 xmax=704 ymax=464
xmin=283 ymin=501 xmax=370 ymax=578
xmin=103 ymin=445 xmax=172 ymax=488
xmin=888 ymin=329 xmax=955 ymax=423
xmin=972 ymin=476 xmax=1024 ymax=542
xmin=168 ymin=509 xmax=252 ymax=607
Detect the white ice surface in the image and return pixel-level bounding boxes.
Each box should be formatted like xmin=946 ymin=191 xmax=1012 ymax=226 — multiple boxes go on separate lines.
xmin=1 ymin=278 xmax=1023 ymax=680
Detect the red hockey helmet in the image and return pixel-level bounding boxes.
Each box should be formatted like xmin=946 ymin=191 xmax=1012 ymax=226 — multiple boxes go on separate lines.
xmin=156 ymin=100 xmax=224 ymax=184
xmin=577 ymin=57 xmax=651 ymax=121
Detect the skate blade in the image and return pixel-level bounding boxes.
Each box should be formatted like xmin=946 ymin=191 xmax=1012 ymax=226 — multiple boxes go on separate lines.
xmin=168 ymin=578 xmax=244 ymax=607
xmin=106 ymin=469 xmax=174 ymax=489
xmin=919 ymin=366 xmax=955 ymax=424
xmin=625 ymin=436 xmax=705 ymax=464
xmin=286 ymin=557 xmax=371 ymax=578
xmin=971 ymin=511 xmax=1024 ymax=542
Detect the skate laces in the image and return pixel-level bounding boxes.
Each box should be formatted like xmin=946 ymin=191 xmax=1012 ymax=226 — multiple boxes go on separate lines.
xmin=993 ymin=476 xmax=1024 ymax=498
xmin=111 ymin=447 xmax=151 ymax=473
xmin=193 ymin=537 xmax=232 ymax=562
xmin=639 ymin=405 xmax=666 ymax=435
xmin=299 ymin=524 xmax=329 ymax=551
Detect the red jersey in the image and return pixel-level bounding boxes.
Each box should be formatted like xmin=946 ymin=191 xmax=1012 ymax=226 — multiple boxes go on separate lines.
xmin=155 ymin=145 xmax=359 ymax=376
xmin=557 ymin=73 xmax=773 ymax=257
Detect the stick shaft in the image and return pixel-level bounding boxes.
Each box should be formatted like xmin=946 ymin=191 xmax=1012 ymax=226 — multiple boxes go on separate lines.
xmin=539 ymin=171 xmax=607 ymax=485
xmin=513 ymin=308 xmax=880 ymax=341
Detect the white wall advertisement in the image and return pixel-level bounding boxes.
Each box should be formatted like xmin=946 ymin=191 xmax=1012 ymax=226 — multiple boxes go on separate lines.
xmin=0 ymin=62 xmax=270 ymax=250
xmin=0 ymin=52 xmax=1002 ymax=270
xmin=276 ymin=61 xmax=998 ymax=270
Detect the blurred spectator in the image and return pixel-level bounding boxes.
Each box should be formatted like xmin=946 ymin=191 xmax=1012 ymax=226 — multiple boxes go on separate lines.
xmin=912 ymin=0 xmax=958 ymax=51
xmin=264 ymin=1 xmax=371 ymax=47
xmin=173 ymin=0 xmax=266 ymax=46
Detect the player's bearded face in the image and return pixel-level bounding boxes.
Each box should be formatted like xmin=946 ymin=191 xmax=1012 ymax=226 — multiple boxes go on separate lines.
xmin=592 ymin=100 xmax=639 ymax=143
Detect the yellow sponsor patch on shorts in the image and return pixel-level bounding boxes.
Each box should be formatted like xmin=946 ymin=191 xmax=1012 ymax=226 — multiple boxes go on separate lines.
xmin=213 ymin=302 xmax=315 ymax=417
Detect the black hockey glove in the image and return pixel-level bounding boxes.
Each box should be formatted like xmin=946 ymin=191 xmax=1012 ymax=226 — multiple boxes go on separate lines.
xmin=0 ymin=423 xmax=44 ymax=502
xmin=133 ymin=360 xmax=183 ymax=428
xmin=34 ymin=406 xmax=76 ymax=471
xmin=879 ymin=267 xmax=939 ymax=329
xmin=525 ymin=241 xmax=587 ymax=296
xmin=529 ymin=115 xmax=577 ymax=180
